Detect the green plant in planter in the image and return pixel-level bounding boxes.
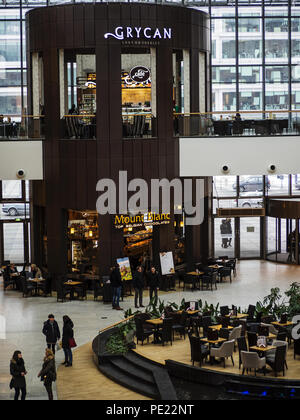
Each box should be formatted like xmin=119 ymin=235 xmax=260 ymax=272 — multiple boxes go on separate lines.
xmin=285 ymin=282 xmax=300 ymax=318
xmin=255 ymin=287 xmax=287 ymax=319
xmin=105 ymin=319 xmax=136 ymax=355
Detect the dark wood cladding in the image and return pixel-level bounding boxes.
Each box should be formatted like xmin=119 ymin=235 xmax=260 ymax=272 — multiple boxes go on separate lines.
xmin=267 ymin=199 xmax=300 ymax=219
xmin=28 ymin=3 xmax=210 ymax=275
xmin=26 ymin=3 xmax=210 ymax=53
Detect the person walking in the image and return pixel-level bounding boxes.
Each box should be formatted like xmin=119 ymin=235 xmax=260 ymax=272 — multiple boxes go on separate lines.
xmin=62 ymin=315 xmax=75 ymax=367
xmin=110 ymin=264 xmax=123 ymax=310
xmin=146 ymin=266 xmax=160 ymax=305
xmin=42 ymin=314 xmax=61 ymax=354
xmin=9 ymin=351 xmax=27 ymax=400
xmin=37 ymin=348 xmax=56 ymax=400
xmin=133 ymin=266 xmax=145 ymax=309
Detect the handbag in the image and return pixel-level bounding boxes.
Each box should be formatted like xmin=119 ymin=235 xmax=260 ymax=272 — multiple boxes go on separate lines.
xmin=69 ymin=338 xmax=77 ymax=348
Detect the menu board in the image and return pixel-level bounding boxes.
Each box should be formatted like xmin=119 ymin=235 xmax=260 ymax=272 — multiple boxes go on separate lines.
xmin=160 ymin=251 xmax=175 ymax=276
xmin=117 ymin=257 xmax=133 ymax=281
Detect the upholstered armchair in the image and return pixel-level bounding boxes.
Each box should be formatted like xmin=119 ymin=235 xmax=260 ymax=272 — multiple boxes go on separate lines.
xmin=210 ymin=339 xmax=235 ymax=368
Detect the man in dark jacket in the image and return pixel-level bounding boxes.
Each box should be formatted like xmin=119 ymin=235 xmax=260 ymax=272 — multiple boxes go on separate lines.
xmin=42 ymin=314 xmax=60 ymax=354
xmin=146 ymin=266 xmax=160 ymax=305
xmin=133 ymin=266 xmax=145 ymax=309
xmin=110 ymin=265 xmax=123 ymax=310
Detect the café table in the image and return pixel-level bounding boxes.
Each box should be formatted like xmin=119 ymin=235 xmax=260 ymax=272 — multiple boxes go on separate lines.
xmin=209 ymin=324 xmax=233 ymax=331
xmin=146 ymin=318 xmax=163 ymax=344
xmin=226 ymin=313 xmax=248 ymax=320
xmin=177 ymin=309 xmax=200 ymax=316
xmin=28 ymin=278 xmax=45 ymax=296
xmin=250 ymin=345 xmax=276 ymax=357
xmin=208 ymin=265 xmax=223 ymax=270
xmin=185 ymin=272 xmax=204 ymax=290
xmin=272 ymin=321 xmax=294 ymax=327
xmin=64 ymin=281 xmax=83 ymax=300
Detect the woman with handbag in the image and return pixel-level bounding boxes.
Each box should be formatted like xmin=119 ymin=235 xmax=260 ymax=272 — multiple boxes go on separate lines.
xmin=37 ymin=348 xmax=56 ymax=400
xmin=62 ymin=315 xmax=76 ymax=367
xmin=9 ymin=350 xmax=27 ymax=400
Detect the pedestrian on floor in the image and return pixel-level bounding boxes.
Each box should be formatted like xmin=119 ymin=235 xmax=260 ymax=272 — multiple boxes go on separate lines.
xmin=37 ymin=348 xmax=56 ymax=400
xmin=110 ymin=264 xmax=123 ymax=310
xmin=62 ymin=315 xmax=75 ymax=367
xmin=146 ymin=266 xmax=160 ymax=305
xmin=133 ymin=265 xmax=145 ymax=309
xmin=9 ymin=350 xmax=27 ymax=400
xmin=42 ymin=314 xmax=61 ymax=354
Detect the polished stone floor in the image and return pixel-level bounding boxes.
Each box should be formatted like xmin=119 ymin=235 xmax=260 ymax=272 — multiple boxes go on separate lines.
xmin=1 ymin=259 xmax=300 ymax=400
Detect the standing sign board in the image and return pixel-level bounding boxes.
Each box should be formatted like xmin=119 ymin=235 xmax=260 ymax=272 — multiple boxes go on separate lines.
xmin=160 ymin=251 xmax=175 ymax=275
xmin=117 ymin=257 xmax=133 ymax=281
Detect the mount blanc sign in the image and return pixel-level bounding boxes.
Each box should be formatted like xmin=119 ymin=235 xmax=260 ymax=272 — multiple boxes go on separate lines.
xmin=104 ymin=27 xmax=172 ymax=40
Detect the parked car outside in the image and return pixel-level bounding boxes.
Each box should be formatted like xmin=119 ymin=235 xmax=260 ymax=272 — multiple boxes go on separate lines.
xmin=233 ymin=176 xmax=270 ymax=192
xmin=1 ymin=203 xmax=30 ymax=217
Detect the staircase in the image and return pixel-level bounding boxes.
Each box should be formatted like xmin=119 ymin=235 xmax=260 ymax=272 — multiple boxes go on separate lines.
xmin=98 ymin=350 xmax=178 ymax=400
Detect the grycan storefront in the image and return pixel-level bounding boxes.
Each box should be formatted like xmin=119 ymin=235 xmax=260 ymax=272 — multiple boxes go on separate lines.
xmin=27 ymin=2 xmax=211 ymax=278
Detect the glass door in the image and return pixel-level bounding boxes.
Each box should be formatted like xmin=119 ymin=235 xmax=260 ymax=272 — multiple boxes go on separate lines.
xmin=214 ymin=218 xmax=235 ymax=259
xmin=239 ymin=217 xmax=261 ymax=258
xmin=3 ymin=222 xmax=24 ymax=264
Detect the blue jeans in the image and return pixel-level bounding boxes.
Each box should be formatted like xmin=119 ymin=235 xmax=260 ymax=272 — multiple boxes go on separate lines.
xmin=63 ymin=347 xmax=73 ymax=365
xmin=113 ymin=286 xmax=122 ymax=307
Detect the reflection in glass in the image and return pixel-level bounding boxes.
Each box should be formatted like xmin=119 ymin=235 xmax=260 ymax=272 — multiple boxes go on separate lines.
xmin=2 ymin=180 xmax=22 ymax=199
xmin=265 ymin=86 xmax=289 ymax=110
xmin=238 ymin=18 xmax=260 ymax=33
xmin=239 ymin=40 xmax=262 ymax=60
xmin=266 ymin=174 xmax=289 ymax=196
xmin=265 ymin=66 xmax=288 ymax=83
xmin=3 ymin=223 xmax=24 ymax=264
xmin=238 ymin=66 xmax=261 ymax=83
xmin=265 ymin=18 xmax=288 ymax=33
xmin=222 ymin=40 xmax=236 ymax=59
xmin=265 ymin=40 xmax=288 ymax=61
xmin=213 ymin=176 xmax=237 ymax=198
xmin=239 ymin=89 xmax=262 ymax=111
xmin=222 ymin=91 xmax=236 ymax=111
xmin=239 ymin=175 xmax=264 ymax=196
xmin=212 ymin=67 xmax=236 ymax=84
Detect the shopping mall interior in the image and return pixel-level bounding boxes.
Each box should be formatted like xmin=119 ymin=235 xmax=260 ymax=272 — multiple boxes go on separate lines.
xmin=1 ymin=0 xmax=300 ymax=402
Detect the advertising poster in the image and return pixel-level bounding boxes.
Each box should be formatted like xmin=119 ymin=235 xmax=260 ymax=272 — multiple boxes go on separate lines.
xmin=159 ymin=251 xmax=175 ymax=276
xmin=117 ymin=257 xmax=133 ymax=281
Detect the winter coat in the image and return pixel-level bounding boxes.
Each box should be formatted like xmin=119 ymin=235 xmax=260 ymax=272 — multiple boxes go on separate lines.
xmin=10 ymin=358 xmax=27 ymax=389
xmin=43 ymin=320 xmax=61 ymax=344
xmin=146 ymin=271 xmax=160 ymax=289
xmin=110 ymin=267 xmax=122 ymax=288
xmin=132 ymin=271 xmax=144 ymax=290
xmin=39 ymin=356 xmax=56 ymax=386
xmin=62 ymin=320 xmax=74 ymax=349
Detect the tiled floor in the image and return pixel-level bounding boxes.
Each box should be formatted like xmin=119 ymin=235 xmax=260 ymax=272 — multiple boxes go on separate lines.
xmin=1 ymin=259 xmax=300 ymax=400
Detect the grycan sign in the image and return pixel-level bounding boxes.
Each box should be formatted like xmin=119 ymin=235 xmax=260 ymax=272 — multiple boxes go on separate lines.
xmin=104 ymin=27 xmax=172 ymax=40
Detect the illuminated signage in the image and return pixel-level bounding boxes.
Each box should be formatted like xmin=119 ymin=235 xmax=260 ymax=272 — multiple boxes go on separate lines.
xmin=129 ymin=66 xmax=150 ymax=84
xmin=104 ymin=27 xmax=172 ymax=40
xmin=114 ymin=212 xmax=170 ymax=229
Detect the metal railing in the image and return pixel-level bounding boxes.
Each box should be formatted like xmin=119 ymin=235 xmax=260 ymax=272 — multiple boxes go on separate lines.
xmin=0 ymin=114 xmax=45 ymax=140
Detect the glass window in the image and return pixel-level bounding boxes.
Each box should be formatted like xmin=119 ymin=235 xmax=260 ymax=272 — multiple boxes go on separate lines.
xmin=239 ymin=89 xmax=262 ymax=111
xmin=265 ymin=86 xmax=289 ymax=110
xmin=0 ymin=203 xmax=29 ymax=219
xmin=239 ymin=40 xmax=262 ymax=60
xmin=2 ymin=180 xmax=22 ymax=199
xmin=212 ymin=40 xmax=216 ymax=60
xmin=265 ymin=18 xmax=288 ymax=33
xmin=239 ymin=176 xmax=264 ymax=197
xmin=0 ymin=69 xmax=25 ymax=87
xmin=0 ymin=89 xmax=22 ymax=114
xmin=0 ymin=20 xmax=20 ymax=35
xmin=0 ymin=40 xmax=22 ymax=63
xmin=222 ymin=40 xmax=236 ymax=59
xmin=292 ymin=18 xmax=300 ymax=32
xmin=212 ymin=67 xmax=236 ymax=84
xmin=222 ymin=18 xmax=235 ymax=33
xmin=292 ymin=40 xmax=300 ymax=64
xmin=292 ymin=174 xmax=300 ymax=195
xmin=292 ymin=66 xmax=300 ymax=82
xmin=213 ymin=176 xmax=237 ymax=198
xmin=291 ymin=85 xmax=300 ymax=109
xmin=265 ymin=7 xmax=288 ymax=17
xmin=265 ymin=40 xmax=288 ymax=62
xmin=266 ymin=66 xmax=289 ymax=83
xmin=266 ymin=174 xmax=289 ymax=196
xmin=3 ymin=223 xmax=24 ymax=264
xmin=238 ymin=197 xmax=264 ymax=209
xmin=238 ymin=18 xmax=260 ymax=33
xmin=238 ymin=7 xmax=261 ymax=17
xmin=238 ymin=66 xmax=261 ymax=83
xmin=267 ymin=217 xmax=277 ymax=257
xmin=222 ymin=91 xmax=236 ymax=111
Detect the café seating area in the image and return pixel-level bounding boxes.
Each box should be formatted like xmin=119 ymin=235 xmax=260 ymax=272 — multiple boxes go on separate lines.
xmin=134 ymin=304 xmax=299 ymax=380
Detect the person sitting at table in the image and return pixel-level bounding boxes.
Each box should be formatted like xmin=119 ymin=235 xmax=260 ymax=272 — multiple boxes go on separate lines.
xmin=9 ymin=263 xmax=18 ymax=275
xmin=31 ymin=263 xmax=42 ymax=279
